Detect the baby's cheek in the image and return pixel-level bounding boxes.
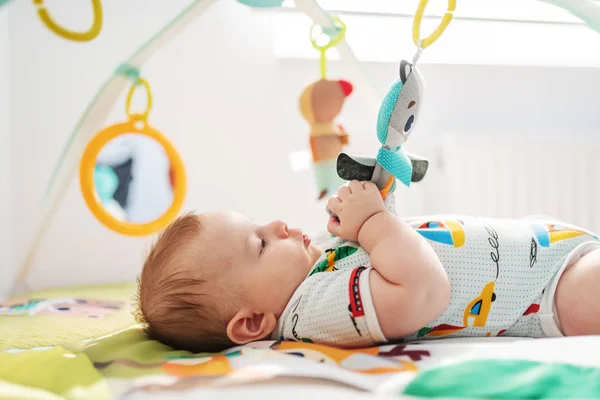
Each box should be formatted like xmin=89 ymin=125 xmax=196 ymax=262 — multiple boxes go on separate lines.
xmin=244 ymin=271 xmax=280 ymax=301
xmin=271 ymin=269 xmax=300 ymax=299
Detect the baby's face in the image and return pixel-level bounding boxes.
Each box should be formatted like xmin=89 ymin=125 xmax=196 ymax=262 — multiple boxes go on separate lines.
xmin=200 ymin=211 xmax=322 ymax=315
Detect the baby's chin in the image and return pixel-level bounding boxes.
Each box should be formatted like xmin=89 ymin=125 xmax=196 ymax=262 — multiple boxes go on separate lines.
xmin=308 ymin=244 xmax=323 ymax=264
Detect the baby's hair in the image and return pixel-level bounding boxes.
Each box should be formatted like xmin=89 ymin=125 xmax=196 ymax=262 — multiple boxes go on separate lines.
xmin=133 ymin=212 xmax=235 ymax=353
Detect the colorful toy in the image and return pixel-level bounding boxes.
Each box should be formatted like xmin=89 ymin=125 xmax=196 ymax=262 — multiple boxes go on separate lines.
xmin=336 ymin=60 xmax=428 ymax=197
xmin=336 ymin=0 xmax=456 ymax=199
xmin=301 ymin=17 xmax=355 ymax=200
xmin=300 ymin=78 xmax=354 ymax=200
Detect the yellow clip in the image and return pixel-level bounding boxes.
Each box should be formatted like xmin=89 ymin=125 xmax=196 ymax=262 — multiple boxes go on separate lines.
xmin=310 ymin=17 xmax=346 ymax=79
xmin=126 ymin=78 xmax=153 ymax=122
xmin=412 ymin=0 xmax=456 ymax=50
xmin=33 ymin=0 xmax=103 ymax=42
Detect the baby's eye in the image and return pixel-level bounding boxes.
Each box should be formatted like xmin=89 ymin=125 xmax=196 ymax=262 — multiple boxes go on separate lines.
xmin=260 ymin=239 xmax=267 ymax=254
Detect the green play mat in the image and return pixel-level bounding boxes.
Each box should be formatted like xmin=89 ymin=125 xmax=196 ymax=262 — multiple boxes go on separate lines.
xmin=0 ymin=283 xmax=136 ymax=351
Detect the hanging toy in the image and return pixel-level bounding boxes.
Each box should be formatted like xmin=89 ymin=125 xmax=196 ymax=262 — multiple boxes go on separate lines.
xmin=300 ymin=17 xmax=354 ymax=200
xmin=336 ymin=0 xmax=456 ymax=199
xmin=79 ymin=69 xmax=188 ymax=236
xmin=300 ymin=78 xmax=354 ymax=200
xmin=336 ymin=60 xmax=427 ymax=197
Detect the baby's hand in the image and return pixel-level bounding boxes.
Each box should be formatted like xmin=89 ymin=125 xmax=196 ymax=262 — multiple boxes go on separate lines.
xmin=326 ymin=180 xmax=386 ymax=242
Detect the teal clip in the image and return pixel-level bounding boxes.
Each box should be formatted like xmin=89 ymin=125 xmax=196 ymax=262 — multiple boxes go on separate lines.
xmin=236 ymin=0 xmax=284 ymax=7
xmin=115 ymin=63 xmax=141 ymax=84
xmin=322 ymin=26 xmax=340 ymax=37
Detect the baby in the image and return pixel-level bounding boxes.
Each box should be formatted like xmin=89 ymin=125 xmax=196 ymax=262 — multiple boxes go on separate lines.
xmin=135 ymin=181 xmax=600 ymax=352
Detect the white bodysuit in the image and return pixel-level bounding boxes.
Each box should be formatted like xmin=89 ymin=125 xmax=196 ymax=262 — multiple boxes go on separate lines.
xmin=272 ymin=196 xmax=600 ymax=347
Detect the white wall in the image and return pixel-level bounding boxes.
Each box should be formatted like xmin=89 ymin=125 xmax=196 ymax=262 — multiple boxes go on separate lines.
xmin=0 ymin=8 xmax=12 ymax=299
xmin=3 ymin=1 xmax=600 ymax=294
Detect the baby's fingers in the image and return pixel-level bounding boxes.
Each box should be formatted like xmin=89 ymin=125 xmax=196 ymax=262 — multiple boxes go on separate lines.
xmin=349 ymin=180 xmax=363 ymax=193
xmin=327 ymin=195 xmax=342 ymax=215
xmin=363 ymin=181 xmax=379 ymax=194
xmin=337 ymin=185 xmax=351 ymax=201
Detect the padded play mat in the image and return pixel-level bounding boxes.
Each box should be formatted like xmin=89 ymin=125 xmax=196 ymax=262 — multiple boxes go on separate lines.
xmin=0 ymin=283 xmax=135 ymax=351
xmin=2 ymin=284 xmax=600 ymax=399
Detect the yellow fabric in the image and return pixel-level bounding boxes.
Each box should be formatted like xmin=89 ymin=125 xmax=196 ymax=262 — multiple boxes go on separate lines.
xmin=0 ymin=283 xmax=135 ymax=351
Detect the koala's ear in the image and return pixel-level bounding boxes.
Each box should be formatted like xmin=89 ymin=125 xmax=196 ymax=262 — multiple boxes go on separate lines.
xmin=399 ymin=60 xmax=413 ymax=84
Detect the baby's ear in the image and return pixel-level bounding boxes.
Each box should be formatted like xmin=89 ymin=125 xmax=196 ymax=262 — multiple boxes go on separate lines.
xmin=226 ymin=309 xmax=276 ymax=345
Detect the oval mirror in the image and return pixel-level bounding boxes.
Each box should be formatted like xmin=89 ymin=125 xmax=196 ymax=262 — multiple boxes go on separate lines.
xmin=79 ymin=120 xmax=186 ymax=236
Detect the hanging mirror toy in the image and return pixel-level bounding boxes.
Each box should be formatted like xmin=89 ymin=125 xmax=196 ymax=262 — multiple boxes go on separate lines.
xmin=79 ymin=69 xmax=187 ymax=236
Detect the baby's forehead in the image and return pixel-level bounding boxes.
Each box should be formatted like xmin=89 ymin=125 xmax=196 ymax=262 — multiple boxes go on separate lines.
xmin=200 ymin=211 xmax=255 ymax=246
xmin=202 ymin=211 xmax=252 ymax=231
xmin=197 ymin=211 xmax=256 ymax=269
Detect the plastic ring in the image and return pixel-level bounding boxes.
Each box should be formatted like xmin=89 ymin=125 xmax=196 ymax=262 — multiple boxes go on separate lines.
xmin=33 ymin=0 xmax=103 ymax=42
xmin=79 ymin=120 xmax=187 ymax=236
xmin=310 ymin=17 xmax=346 ymax=52
xmin=412 ymin=0 xmax=456 ymax=49
xmin=125 ymin=78 xmax=153 ymax=122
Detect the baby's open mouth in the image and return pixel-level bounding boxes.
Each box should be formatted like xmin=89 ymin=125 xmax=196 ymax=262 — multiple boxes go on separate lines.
xmin=303 ymin=234 xmax=311 ymax=248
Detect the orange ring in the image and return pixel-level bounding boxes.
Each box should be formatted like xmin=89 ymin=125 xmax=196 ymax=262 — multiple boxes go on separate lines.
xmin=79 ymin=117 xmax=186 ymax=236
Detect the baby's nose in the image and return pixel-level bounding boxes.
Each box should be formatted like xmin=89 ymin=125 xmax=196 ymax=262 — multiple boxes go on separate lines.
xmin=276 ymin=221 xmax=289 ymax=238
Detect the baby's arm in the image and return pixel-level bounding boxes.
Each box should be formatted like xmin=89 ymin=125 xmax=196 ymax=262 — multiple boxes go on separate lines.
xmin=359 ymin=211 xmax=449 ymax=338
xmin=327 ymin=181 xmax=449 ymax=339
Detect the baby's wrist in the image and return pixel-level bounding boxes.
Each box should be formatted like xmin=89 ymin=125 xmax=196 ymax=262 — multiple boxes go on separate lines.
xmin=357 ymin=210 xmax=388 ymax=252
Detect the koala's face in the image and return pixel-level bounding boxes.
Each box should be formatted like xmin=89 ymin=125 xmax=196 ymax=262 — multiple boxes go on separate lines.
xmin=383 ymin=60 xmax=424 ymax=150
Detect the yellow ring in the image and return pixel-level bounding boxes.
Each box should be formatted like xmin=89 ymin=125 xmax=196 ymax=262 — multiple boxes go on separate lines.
xmin=79 ymin=118 xmax=187 ymax=236
xmin=33 ymin=0 xmax=103 ymax=42
xmin=412 ymin=0 xmax=456 ymax=49
xmin=310 ymin=17 xmax=346 ymax=52
xmin=126 ymin=78 xmax=153 ymax=122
